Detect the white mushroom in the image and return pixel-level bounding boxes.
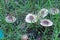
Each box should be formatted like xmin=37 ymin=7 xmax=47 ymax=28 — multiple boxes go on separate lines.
xmin=25 ymin=14 xmax=38 ymax=23
xmin=40 ymin=19 xmax=53 ymax=27
xmin=5 ymin=15 xmax=16 ymax=23
xmin=38 ymin=8 xmax=48 ymax=18
xmin=21 ymin=34 xmax=28 ymax=40
xmin=49 ymin=8 xmax=59 ymax=15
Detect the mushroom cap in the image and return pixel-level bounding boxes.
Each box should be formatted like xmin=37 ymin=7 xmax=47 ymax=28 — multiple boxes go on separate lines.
xmin=25 ymin=14 xmax=38 ymax=23
xmin=21 ymin=34 xmax=28 ymax=40
xmin=38 ymin=8 xmax=48 ymax=18
xmin=5 ymin=16 xmax=16 ymax=23
xmin=40 ymin=19 xmax=53 ymax=27
xmin=49 ymin=8 xmax=59 ymax=15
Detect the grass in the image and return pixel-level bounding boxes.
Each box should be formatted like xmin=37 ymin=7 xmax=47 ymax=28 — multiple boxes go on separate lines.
xmin=0 ymin=0 xmax=60 ymax=40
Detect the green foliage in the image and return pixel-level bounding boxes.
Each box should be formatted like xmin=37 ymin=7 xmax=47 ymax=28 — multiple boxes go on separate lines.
xmin=0 ymin=0 xmax=60 ymax=40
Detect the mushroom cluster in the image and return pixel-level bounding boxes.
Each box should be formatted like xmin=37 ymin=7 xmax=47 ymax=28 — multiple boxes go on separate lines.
xmin=4 ymin=8 xmax=59 ymax=40
xmin=25 ymin=8 xmax=59 ymax=27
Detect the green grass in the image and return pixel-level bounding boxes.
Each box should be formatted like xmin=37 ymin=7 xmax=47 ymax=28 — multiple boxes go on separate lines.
xmin=0 ymin=0 xmax=60 ymax=40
